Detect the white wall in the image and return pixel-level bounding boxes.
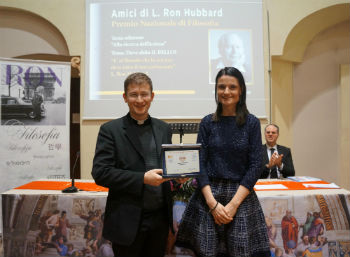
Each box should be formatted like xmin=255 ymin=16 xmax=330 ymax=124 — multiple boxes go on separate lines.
xmin=293 ymin=21 xmax=350 ymax=185
xmin=0 ymin=1 xmax=349 ymax=187
xmin=0 ymin=7 xmax=69 ymax=57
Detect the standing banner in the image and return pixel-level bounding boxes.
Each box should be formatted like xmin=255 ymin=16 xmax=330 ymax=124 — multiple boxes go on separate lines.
xmin=0 ymin=58 xmax=71 ymax=236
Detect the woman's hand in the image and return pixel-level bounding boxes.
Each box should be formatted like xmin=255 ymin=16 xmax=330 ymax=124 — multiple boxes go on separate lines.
xmin=224 ymin=202 xmax=238 ymax=220
xmin=223 ymin=185 xmax=250 ymax=222
xmin=211 ymin=202 xmax=232 ymax=225
xmin=201 ymin=185 xmax=232 ymax=225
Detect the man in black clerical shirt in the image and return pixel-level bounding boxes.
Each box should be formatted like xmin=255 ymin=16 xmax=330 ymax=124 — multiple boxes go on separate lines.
xmin=92 ymin=72 xmax=173 ymax=257
xmin=260 ymin=124 xmax=295 ymax=179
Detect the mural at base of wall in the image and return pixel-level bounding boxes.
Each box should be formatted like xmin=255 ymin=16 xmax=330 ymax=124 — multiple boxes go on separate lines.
xmin=1 ymin=191 xmax=350 ymax=257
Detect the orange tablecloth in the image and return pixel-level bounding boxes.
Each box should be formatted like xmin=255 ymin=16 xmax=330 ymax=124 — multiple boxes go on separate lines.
xmin=14 ymin=179 xmax=336 ymax=192
xmin=254 ymin=180 xmax=332 ymax=191
xmin=15 ymin=180 xmax=108 ymax=192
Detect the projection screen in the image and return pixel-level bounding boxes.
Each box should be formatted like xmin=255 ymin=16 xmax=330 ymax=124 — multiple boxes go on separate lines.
xmin=84 ymin=0 xmax=266 ymax=119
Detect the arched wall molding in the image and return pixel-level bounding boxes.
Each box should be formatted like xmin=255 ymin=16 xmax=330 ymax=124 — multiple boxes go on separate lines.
xmin=267 ymin=0 xmax=349 ymax=57
xmin=0 ymin=6 xmax=69 ymax=56
xmin=278 ymin=3 xmax=350 ymax=62
xmin=291 ymin=20 xmax=349 ymax=122
xmin=269 ymin=4 xmax=349 ymax=147
xmin=291 ymin=21 xmax=349 ymax=187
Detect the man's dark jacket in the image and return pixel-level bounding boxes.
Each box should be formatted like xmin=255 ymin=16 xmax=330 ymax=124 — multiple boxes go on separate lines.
xmin=260 ymin=144 xmax=295 ymax=178
xmin=92 ymin=114 xmax=173 ymax=246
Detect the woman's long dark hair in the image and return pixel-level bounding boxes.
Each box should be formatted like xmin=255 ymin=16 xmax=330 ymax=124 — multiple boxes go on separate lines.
xmin=212 ymin=67 xmax=249 ymax=126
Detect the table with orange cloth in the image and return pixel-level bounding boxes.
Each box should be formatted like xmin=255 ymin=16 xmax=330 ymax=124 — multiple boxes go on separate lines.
xmin=1 ymin=179 xmax=350 ymax=257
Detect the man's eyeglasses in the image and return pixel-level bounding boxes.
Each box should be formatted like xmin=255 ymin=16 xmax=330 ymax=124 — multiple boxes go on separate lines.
xmin=127 ymin=93 xmax=152 ymax=99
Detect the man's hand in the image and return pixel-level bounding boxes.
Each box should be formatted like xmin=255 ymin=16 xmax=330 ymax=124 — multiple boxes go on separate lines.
xmin=266 ymin=156 xmax=274 ymax=169
xmin=267 ymin=152 xmax=283 ymax=168
xmin=144 ymin=169 xmax=169 ymax=186
xmin=275 ymin=153 xmax=283 ymax=169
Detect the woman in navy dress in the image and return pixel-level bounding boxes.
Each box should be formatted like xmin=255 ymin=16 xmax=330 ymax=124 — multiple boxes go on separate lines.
xmin=176 ymin=67 xmax=270 ymax=257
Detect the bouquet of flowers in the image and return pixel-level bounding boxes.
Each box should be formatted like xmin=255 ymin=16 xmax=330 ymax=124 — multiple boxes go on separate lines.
xmin=170 ymin=178 xmax=198 ymax=202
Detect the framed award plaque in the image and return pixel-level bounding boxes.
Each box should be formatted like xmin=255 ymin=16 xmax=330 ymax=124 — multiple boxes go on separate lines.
xmin=161 ymin=144 xmax=201 ymax=178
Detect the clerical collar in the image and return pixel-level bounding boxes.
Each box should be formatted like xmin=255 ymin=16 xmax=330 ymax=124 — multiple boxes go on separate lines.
xmin=128 ymin=113 xmax=151 ymax=125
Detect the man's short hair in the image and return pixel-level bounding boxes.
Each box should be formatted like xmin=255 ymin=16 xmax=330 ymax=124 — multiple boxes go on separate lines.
xmin=265 ymin=123 xmax=279 ymax=133
xmin=124 ymin=72 xmax=153 ymax=93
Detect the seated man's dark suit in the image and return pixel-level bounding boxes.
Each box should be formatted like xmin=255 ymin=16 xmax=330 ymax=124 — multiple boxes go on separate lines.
xmin=260 ymin=144 xmax=295 ymax=178
xmin=92 ymin=113 xmax=173 ymax=249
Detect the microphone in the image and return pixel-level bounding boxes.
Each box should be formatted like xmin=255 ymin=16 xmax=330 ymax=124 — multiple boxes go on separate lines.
xmin=62 ymin=151 xmax=80 ymax=193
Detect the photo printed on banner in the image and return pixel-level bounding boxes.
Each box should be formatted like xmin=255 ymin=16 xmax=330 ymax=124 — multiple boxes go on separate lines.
xmin=0 ymin=58 xmax=71 ymax=224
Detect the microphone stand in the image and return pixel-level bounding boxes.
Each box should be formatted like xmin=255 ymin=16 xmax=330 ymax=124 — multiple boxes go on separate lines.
xmin=62 ymin=151 xmax=80 ymax=193
xmin=179 ymin=127 xmax=184 ymax=144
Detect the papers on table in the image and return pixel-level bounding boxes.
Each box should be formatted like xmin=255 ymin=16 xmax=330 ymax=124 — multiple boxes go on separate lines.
xmin=255 ymin=177 xmax=341 ymax=191
xmin=254 ymin=184 xmax=288 ymax=190
xmin=287 ymin=176 xmax=322 ymax=182
xmin=303 ymin=183 xmax=340 ymax=189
